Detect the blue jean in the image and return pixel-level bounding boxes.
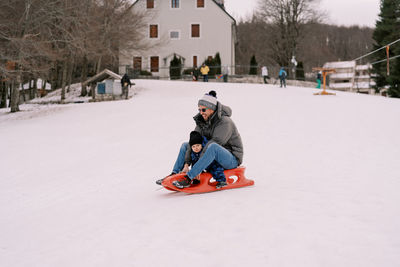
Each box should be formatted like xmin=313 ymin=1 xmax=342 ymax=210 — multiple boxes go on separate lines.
xmin=172 ymin=142 xmax=238 ymax=179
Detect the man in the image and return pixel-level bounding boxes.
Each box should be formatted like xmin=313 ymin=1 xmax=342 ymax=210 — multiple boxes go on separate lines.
xmin=120 ymin=73 xmax=132 ymax=99
xmin=279 ymin=67 xmax=287 ymax=88
xmin=200 ymin=63 xmax=210 ymax=82
xmin=261 ymin=66 xmax=269 ymax=84
xmin=156 ymin=90 xmax=243 ymax=189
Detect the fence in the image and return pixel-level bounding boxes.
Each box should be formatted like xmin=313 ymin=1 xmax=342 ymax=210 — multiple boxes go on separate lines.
xmin=125 ymin=64 xmax=313 ymax=82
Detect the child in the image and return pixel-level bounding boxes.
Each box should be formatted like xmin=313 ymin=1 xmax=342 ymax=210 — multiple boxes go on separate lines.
xmin=316 ymin=71 xmax=322 ymax=89
xmin=279 ymin=67 xmax=287 ymax=88
xmin=172 ymin=131 xmax=228 ymax=189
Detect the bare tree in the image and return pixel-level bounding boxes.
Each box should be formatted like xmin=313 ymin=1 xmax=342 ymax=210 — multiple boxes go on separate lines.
xmin=91 ymin=0 xmax=150 ymax=71
xmin=0 ymin=0 xmax=155 ymax=108
xmin=0 ymin=0 xmax=63 ymax=111
xmin=0 ymin=81 xmax=7 ymax=108
xmin=256 ymin=0 xmax=323 ymax=68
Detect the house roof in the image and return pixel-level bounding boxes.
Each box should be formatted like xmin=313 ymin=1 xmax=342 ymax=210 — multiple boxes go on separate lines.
xmin=130 ymin=0 xmax=236 ymax=24
xmin=211 ymin=0 xmax=236 ymax=24
xmin=82 ymin=69 xmax=122 ymax=86
xmin=323 ymin=61 xmax=356 ymax=69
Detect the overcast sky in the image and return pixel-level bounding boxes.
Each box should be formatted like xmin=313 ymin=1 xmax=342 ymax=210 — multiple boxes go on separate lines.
xmin=224 ymin=0 xmax=380 ymax=27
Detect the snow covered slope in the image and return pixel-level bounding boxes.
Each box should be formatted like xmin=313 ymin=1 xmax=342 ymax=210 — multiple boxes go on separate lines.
xmin=1 ymin=80 xmax=399 ymax=267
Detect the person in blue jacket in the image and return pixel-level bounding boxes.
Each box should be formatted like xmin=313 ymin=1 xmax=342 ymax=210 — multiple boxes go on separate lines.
xmin=156 ymin=131 xmax=227 ymax=189
xmin=183 ymin=131 xmax=227 ymax=188
xmin=279 ymin=67 xmax=287 ymax=88
xmin=316 ymin=71 xmax=322 ymax=89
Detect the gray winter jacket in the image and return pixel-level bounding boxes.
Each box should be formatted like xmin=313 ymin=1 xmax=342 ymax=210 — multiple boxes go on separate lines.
xmin=185 ymin=102 xmax=244 ymax=165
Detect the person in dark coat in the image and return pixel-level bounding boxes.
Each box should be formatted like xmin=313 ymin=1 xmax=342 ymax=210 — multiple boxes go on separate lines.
xmin=156 ymin=90 xmax=243 ymax=189
xmin=187 ymin=131 xmax=227 ymax=188
xmin=192 ymin=67 xmax=200 ymax=81
xmin=120 ymin=73 xmax=132 ymax=99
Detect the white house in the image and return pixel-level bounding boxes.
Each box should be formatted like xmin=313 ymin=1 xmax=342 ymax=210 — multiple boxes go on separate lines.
xmin=119 ymin=0 xmax=237 ymax=78
xmin=354 ymin=64 xmax=376 ymax=94
xmin=323 ymin=61 xmax=376 ymax=94
xmin=323 ymin=61 xmax=356 ymax=91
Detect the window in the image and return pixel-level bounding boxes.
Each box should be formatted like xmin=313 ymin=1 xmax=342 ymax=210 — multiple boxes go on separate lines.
xmin=171 ymin=0 xmax=179 ymax=8
xmin=170 ymin=31 xmax=179 ymax=39
xmin=197 ymin=0 xmax=204 ymax=8
xmin=147 ymin=0 xmax=154 ymax=8
xmin=133 ymin=57 xmax=142 ymax=70
xmin=193 ymin=56 xmax=198 ymax=68
xmin=149 ymin=24 xmax=158 ymax=38
xmin=151 ymin=56 xmax=159 ymax=72
xmin=191 ymin=24 xmax=200 ymax=38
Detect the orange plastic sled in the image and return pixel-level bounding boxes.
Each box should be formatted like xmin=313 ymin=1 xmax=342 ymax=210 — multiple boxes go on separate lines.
xmin=161 ymin=166 xmax=254 ymax=193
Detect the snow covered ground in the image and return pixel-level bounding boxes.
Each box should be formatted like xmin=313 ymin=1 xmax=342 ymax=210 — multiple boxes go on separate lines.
xmin=1 ymin=80 xmax=400 ymax=267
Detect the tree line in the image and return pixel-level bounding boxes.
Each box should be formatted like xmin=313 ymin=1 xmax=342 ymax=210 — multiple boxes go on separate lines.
xmin=0 ymin=0 xmax=149 ymax=112
xmin=1 ymin=0 xmax=398 ymax=110
xmin=371 ymin=0 xmax=400 ymax=97
xmin=235 ymin=0 xmax=374 ymax=77
xmin=236 ymin=0 xmax=400 ymax=98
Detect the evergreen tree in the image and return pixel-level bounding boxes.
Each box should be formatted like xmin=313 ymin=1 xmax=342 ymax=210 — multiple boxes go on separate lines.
xmin=387 ymin=1 xmax=400 ymax=97
xmin=214 ymin=52 xmax=222 ymax=74
xmin=169 ymin=54 xmax=182 ymax=80
xmin=203 ymin=57 xmax=216 ymax=78
xmin=371 ymin=0 xmax=400 ymax=97
xmin=249 ymin=55 xmax=258 ymax=75
xmin=388 ymin=46 xmax=400 ymax=97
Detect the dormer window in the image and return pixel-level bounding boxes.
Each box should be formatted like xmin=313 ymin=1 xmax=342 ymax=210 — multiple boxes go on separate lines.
xmin=147 ymin=0 xmax=154 ymax=9
xmin=197 ymin=0 xmax=204 ymax=8
xmin=171 ymin=0 xmax=179 ymax=8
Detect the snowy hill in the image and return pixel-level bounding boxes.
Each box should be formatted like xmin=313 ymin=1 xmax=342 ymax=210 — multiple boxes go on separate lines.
xmin=1 ymin=80 xmax=399 ymax=267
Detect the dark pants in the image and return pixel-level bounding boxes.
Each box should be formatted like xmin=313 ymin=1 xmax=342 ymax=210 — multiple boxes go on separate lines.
xmin=280 ymin=78 xmax=286 ymax=88
xmin=263 ymin=76 xmax=269 ymax=84
xmin=223 ymin=74 xmax=228 ymax=83
xmin=203 ymin=75 xmax=208 ymax=82
xmin=121 ymin=86 xmax=129 ymax=99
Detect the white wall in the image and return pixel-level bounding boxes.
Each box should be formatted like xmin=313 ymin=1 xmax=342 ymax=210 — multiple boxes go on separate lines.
xmin=120 ymin=0 xmax=235 ymax=76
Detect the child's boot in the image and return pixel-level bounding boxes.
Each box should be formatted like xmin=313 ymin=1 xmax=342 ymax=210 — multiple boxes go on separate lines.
xmin=216 ymin=180 xmax=227 ymax=189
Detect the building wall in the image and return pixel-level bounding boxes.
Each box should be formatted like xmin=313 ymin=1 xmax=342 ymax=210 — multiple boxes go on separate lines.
xmin=324 ymin=61 xmax=355 ymax=91
xmin=119 ymin=0 xmax=235 ymax=76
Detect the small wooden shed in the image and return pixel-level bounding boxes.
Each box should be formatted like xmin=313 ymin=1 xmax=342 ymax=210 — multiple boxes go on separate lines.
xmin=82 ymin=69 xmax=124 ymax=101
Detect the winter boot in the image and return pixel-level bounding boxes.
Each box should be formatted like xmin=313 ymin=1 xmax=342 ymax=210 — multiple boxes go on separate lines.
xmin=156 ymin=172 xmax=175 ymax=185
xmin=191 ymin=178 xmax=200 ymax=185
xmin=216 ymin=180 xmax=227 ymax=189
xmin=172 ymin=175 xmax=192 ymax=189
